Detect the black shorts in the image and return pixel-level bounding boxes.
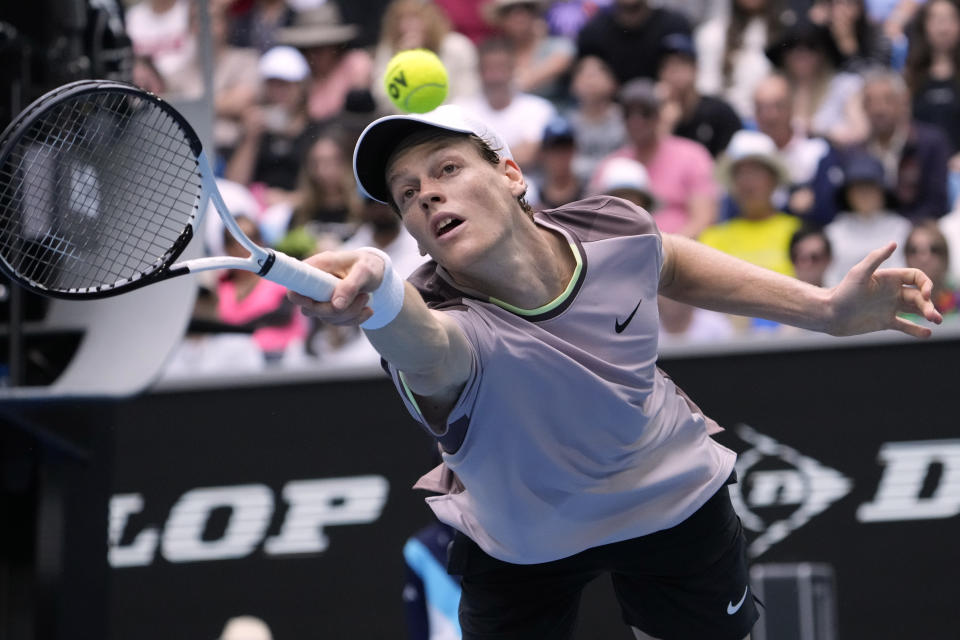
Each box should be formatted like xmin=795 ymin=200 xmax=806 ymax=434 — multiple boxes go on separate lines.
xmin=446 ymin=482 xmax=758 ymax=640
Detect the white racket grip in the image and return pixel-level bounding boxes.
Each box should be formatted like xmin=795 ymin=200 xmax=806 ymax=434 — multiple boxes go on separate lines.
xmin=264 ymin=250 xmax=340 ymax=302
xmin=358 ymin=247 xmax=405 ymax=330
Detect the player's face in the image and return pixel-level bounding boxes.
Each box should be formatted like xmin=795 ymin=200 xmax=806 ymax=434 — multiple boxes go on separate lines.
xmin=386 ymin=138 xmax=527 ymax=276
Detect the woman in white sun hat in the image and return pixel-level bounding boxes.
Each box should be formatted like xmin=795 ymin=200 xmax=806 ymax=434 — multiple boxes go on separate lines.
xmin=700 ymin=129 xmax=801 ymax=277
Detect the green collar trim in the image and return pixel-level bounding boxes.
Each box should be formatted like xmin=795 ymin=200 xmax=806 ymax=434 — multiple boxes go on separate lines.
xmin=488 ymin=242 xmax=582 ymax=317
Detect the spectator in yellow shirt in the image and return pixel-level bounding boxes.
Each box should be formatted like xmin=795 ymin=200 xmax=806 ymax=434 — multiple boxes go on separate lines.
xmin=699 ymin=130 xmax=801 ymax=276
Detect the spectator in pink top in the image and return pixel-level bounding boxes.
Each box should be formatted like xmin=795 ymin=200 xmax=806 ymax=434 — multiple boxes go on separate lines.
xmin=217 ymin=216 xmax=308 ymax=359
xmin=592 ymin=78 xmax=718 ymax=237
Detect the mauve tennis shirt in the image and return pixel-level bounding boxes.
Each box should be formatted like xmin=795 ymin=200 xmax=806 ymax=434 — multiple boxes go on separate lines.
xmin=385 ymin=196 xmax=736 ymax=564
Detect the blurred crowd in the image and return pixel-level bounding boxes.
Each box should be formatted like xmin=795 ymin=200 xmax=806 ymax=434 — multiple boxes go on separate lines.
xmin=131 ymin=0 xmax=960 ymax=372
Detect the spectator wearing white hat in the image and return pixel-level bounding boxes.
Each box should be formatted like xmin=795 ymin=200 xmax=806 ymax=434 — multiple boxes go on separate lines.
xmin=699 ymin=129 xmax=801 ymax=276
xmin=589 ymin=156 xmax=659 ymax=213
xmin=225 ymin=45 xmax=314 ymax=208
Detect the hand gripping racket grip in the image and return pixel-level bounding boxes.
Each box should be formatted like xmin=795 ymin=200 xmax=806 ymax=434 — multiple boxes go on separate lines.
xmin=262 ymin=250 xmax=340 ymax=302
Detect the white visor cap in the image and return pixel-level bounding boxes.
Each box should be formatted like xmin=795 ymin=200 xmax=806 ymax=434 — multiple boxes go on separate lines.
xmin=353 ymin=105 xmax=514 ymax=204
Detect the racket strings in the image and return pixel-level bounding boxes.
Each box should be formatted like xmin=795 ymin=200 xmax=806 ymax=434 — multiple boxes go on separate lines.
xmin=0 ymin=90 xmax=201 ymax=293
xmin=56 ymin=95 xmax=194 ymax=283
xmin=82 ymin=99 xmax=194 ymax=276
xmin=0 ymin=96 xmax=162 ymax=288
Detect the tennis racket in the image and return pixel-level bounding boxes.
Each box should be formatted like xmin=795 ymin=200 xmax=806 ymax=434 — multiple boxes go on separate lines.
xmin=0 ymin=79 xmax=340 ymax=301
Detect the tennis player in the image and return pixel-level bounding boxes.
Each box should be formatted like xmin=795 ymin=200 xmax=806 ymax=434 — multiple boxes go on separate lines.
xmin=288 ymin=106 xmax=941 ymax=640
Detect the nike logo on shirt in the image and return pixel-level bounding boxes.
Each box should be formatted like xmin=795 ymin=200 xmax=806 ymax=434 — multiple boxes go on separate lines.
xmin=727 ymin=585 xmax=749 ymax=615
xmin=615 ymin=299 xmax=642 ymax=333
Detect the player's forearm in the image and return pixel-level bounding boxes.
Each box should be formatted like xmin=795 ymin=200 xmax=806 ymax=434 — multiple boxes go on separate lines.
xmin=659 ymin=234 xmax=833 ymax=332
xmin=364 ymin=282 xmax=472 ymax=396
xmin=293 ymin=250 xmax=472 ymax=396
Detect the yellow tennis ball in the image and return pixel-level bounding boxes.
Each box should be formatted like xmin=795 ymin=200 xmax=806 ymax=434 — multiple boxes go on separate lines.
xmin=383 ymin=49 xmax=449 ymax=114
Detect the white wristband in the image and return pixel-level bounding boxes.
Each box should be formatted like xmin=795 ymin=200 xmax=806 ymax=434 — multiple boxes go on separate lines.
xmin=359 ymin=247 xmax=405 ymax=330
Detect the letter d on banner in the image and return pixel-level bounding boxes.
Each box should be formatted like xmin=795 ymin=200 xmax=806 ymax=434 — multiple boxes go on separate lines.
xmin=858 ymin=440 xmax=960 ymax=522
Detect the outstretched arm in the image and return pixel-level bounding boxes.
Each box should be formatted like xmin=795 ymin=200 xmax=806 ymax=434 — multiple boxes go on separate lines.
xmin=659 ymin=234 xmax=942 ymax=338
xmin=287 ymin=249 xmax=473 ymax=424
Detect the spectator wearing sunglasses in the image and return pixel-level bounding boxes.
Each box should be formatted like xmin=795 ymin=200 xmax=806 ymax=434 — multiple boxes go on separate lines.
xmin=904 ymin=220 xmax=960 ymax=315
xmin=790 ymin=223 xmax=833 ymax=287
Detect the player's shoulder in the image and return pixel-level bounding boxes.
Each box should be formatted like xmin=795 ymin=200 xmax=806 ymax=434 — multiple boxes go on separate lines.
xmin=406 ymin=261 xmax=471 ymax=311
xmin=537 ymin=196 xmax=659 ymax=242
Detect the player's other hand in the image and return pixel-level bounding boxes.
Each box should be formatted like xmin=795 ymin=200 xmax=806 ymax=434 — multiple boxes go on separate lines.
xmin=827 ymin=242 xmax=943 ymax=338
xmin=287 ymin=249 xmax=386 ymax=326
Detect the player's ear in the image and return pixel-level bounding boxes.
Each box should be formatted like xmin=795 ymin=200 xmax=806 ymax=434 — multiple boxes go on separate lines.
xmin=502 ymin=158 xmax=526 ymax=198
